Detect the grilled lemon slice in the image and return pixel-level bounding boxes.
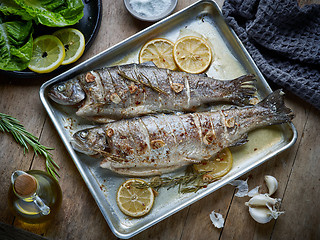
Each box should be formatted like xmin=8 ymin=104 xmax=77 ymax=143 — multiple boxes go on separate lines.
xmin=173 ymin=36 xmax=212 ymax=74
xmin=193 ymin=148 xmax=233 ymax=180
xmin=139 ymin=38 xmax=177 ymax=70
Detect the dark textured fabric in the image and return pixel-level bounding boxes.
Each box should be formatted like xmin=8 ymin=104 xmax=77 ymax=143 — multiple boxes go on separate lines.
xmin=222 ymin=0 xmax=320 ymax=110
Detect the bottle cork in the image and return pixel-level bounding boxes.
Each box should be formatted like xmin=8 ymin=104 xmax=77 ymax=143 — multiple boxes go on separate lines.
xmin=14 ymin=173 xmax=37 ymax=198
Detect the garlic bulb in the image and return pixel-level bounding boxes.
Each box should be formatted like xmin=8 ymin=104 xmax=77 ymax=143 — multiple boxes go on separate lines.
xmin=264 ymin=175 xmax=278 ymax=196
xmin=245 ymin=194 xmax=284 ymax=224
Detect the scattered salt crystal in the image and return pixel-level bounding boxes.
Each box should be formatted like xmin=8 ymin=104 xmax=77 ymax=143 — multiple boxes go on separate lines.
xmin=129 ymin=0 xmax=172 ymax=18
xmin=209 ymin=210 xmax=224 ymax=228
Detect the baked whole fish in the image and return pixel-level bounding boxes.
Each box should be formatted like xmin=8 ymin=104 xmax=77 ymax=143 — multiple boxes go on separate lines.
xmin=49 ymin=63 xmax=256 ymax=123
xmin=71 ymin=90 xmax=294 ymax=176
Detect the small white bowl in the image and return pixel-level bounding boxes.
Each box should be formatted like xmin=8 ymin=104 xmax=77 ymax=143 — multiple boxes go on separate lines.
xmin=124 ymin=0 xmax=178 ymax=22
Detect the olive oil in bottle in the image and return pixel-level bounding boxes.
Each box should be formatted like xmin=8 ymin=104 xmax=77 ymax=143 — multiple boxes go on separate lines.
xmin=8 ymin=170 xmax=62 ymax=223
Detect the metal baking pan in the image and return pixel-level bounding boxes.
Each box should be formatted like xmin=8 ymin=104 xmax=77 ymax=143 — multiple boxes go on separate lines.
xmin=39 ymin=0 xmax=297 ymax=238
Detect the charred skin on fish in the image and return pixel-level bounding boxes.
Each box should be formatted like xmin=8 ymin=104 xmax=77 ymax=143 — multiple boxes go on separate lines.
xmin=71 ymin=90 xmax=294 ymax=176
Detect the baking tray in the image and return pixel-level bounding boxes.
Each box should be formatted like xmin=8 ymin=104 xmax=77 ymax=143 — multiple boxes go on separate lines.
xmin=39 ymin=1 xmax=297 ymax=239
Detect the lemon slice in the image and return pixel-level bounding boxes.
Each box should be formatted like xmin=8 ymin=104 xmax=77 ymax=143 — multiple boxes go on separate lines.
xmin=53 ymin=28 xmax=85 ymax=65
xmin=116 ymin=179 xmax=155 ymax=217
xmin=194 ymin=148 xmax=233 ymax=180
xmin=28 ymin=35 xmax=65 ymax=73
xmin=173 ymin=36 xmax=212 ymax=74
xmin=139 ymin=38 xmax=177 ymax=70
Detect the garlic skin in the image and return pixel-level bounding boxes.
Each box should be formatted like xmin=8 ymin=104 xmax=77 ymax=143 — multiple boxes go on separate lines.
xmin=209 ymin=210 xmax=224 ymax=228
xmin=264 ymin=175 xmax=278 ymax=196
xmin=248 ymin=207 xmax=273 ymax=224
xmin=266 ymin=203 xmax=285 ymax=219
xmin=247 ymin=185 xmax=260 ymax=197
xmin=229 ymin=179 xmax=249 ymax=197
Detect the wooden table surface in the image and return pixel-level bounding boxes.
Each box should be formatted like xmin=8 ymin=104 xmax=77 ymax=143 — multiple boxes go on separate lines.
xmin=0 ymin=1 xmax=319 ymax=239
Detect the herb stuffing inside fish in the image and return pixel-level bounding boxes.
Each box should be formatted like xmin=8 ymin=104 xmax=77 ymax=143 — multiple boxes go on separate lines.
xmin=71 ymin=90 xmax=294 ymax=176
xmin=49 ymin=62 xmax=256 ymax=123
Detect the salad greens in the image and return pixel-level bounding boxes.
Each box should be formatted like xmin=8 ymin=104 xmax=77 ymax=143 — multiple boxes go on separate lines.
xmin=12 ymin=0 xmax=84 ymax=27
xmin=0 ymin=0 xmax=84 ymax=71
xmin=0 ymin=0 xmax=33 ymax=21
xmin=0 ymin=15 xmax=33 ymax=71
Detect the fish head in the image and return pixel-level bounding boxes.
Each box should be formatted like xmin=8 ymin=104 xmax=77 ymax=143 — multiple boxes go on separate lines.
xmin=48 ymin=79 xmax=85 ymax=105
xmin=71 ymin=127 xmax=107 ymax=156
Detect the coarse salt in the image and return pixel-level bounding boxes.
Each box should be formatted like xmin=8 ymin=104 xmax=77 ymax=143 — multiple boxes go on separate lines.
xmin=129 ymin=0 xmax=172 ymax=18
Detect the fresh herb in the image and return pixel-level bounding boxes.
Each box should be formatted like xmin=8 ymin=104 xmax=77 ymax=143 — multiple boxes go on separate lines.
xmin=0 ymin=113 xmax=60 ymax=180
xmin=134 ymin=166 xmax=214 ymax=193
xmin=118 ymin=69 xmax=167 ymax=95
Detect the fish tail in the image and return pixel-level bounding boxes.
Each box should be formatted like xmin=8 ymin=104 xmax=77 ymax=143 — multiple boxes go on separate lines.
xmin=229 ymin=75 xmax=257 ymax=105
xmin=257 ymin=89 xmax=294 ymax=125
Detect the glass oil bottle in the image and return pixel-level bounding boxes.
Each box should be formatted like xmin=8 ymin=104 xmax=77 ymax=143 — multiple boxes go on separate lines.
xmin=8 ymin=170 xmax=62 ymax=223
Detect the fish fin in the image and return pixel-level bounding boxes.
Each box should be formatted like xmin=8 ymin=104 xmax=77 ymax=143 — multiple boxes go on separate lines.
xmin=198 ymin=72 xmax=208 ymax=77
xmin=88 ymin=116 xmax=116 ymax=123
xmin=184 ymin=157 xmax=202 ymax=163
xmin=140 ymin=61 xmax=157 ymax=67
xmin=257 ymin=89 xmax=294 ymax=124
xmin=229 ymin=75 xmax=257 ymax=106
xmin=230 ymin=134 xmax=248 ymax=147
xmin=100 ymin=159 xmax=183 ymax=176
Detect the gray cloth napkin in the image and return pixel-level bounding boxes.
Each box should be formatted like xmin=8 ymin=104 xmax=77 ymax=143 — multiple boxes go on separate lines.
xmin=222 ymin=0 xmax=320 ymax=110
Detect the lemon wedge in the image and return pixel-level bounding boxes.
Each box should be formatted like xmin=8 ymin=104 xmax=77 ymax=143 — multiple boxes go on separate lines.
xmin=193 ymin=148 xmax=233 ymax=180
xmin=116 ymin=179 xmax=154 ymax=217
xmin=53 ymin=28 xmax=85 ymax=65
xmin=173 ymin=36 xmax=212 ymax=74
xmin=28 ymin=35 xmax=65 ymax=73
xmin=139 ymin=38 xmax=177 ymax=70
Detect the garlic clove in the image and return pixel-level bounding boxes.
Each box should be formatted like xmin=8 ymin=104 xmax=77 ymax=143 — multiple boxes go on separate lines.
xmin=248 ymin=207 xmax=273 ymax=224
xmin=245 ymin=194 xmax=279 ymax=207
xmin=264 ymin=175 xmax=278 ymax=196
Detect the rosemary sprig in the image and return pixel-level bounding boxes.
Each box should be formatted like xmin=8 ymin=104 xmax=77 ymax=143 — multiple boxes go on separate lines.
xmin=117 ymin=70 xmax=167 ymax=95
xmin=134 ymin=167 xmax=213 ymax=193
xmin=0 ymin=113 xmax=60 ymax=180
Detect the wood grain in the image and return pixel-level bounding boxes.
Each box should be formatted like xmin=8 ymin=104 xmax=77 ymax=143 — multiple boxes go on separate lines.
xmin=0 ymin=0 xmax=319 ymax=240
xmin=0 ymin=222 xmax=48 ymax=240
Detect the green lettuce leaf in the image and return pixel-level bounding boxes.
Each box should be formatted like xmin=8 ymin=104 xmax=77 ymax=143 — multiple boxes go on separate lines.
xmin=0 ymin=15 xmax=33 ymax=71
xmin=0 ymin=0 xmax=33 ymax=21
xmin=13 ymin=0 xmax=84 ymax=27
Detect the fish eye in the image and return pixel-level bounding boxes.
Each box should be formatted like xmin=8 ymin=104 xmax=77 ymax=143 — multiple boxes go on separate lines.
xmin=79 ymin=131 xmax=88 ymax=139
xmin=57 ymin=84 xmax=66 ymax=92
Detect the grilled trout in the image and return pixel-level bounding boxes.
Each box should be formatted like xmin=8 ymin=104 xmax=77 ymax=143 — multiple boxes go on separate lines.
xmin=71 ymin=90 xmax=294 ymax=176
xmin=49 ymin=62 xmax=256 ymax=123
